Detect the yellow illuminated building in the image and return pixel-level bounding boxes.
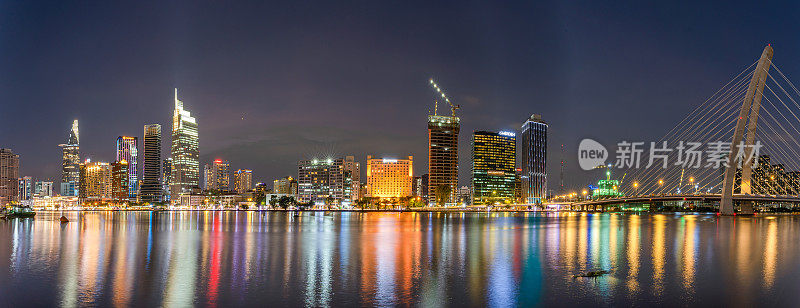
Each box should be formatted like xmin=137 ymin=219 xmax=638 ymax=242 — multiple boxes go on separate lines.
xmin=366 ymin=156 xmax=413 ymax=198
xmin=79 ymin=160 xmax=112 ymax=202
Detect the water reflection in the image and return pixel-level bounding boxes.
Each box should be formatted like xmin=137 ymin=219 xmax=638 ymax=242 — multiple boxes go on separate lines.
xmin=2 ymin=212 xmax=800 ymax=306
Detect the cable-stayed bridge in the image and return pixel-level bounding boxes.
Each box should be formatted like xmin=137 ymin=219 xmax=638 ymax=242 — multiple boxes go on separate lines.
xmin=576 ymin=45 xmax=800 ymax=215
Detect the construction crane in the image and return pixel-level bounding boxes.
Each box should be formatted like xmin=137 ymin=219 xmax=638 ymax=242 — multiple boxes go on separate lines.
xmin=429 ymin=78 xmax=461 ymax=117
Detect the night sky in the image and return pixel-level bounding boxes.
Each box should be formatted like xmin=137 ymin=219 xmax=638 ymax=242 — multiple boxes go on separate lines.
xmin=2 ymin=1 xmax=799 ymax=191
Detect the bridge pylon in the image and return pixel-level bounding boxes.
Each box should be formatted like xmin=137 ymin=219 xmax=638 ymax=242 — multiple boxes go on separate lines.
xmin=720 ymin=45 xmax=773 ymax=215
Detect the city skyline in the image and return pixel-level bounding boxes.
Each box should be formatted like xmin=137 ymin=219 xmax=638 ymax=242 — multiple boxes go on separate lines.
xmin=3 ymin=1 xmax=799 ymax=193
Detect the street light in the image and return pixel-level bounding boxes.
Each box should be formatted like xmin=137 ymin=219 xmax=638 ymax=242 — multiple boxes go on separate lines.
xmin=658 ymin=179 xmax=664 ymax=195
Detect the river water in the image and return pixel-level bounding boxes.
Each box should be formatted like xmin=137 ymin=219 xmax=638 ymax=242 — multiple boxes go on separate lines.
xmin=1 ymin=211 xmax=799 ymax=307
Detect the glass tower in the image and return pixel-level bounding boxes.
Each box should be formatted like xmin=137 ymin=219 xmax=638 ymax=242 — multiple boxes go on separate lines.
xmin=521 ymin=114 xmax=547 ymax=203
xmin=471 ymin=131 xmax=516 ymax=205
xmin=170 ymin=88 xmax=199 ymax=201
xmin=60 ymin=120 xmax=80 ymax=196
xmin=116 ymin=136 xmax=138 ymax=200
xmin=140 ymin=124 xmax=162 ymax=203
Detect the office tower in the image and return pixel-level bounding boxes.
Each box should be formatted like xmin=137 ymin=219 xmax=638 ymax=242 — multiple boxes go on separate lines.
xmin=297 ymin=158 xmax=353 ymax=206
xmin=59 ymin=120 xmax=80 ymax=196
xmin=203 ymin=164 xmax=213 ymax=190
xmin=162 ymin=158 xmax=172 ymax=202
xmin=514 ymin=168 xmax=522 ymax=203
xmin=18 ymin=176 xmax=33 ymax=201
xmin=34 ymin=181 xmax=54 ymax=197
xmin=0 ymin=149 xmax=20 ymax=205
xmin=111 ymin=160 xmax=130 ymax=202
xmin=273 ymin=176 xmax=297 ymax=195
xmin=234 ymin=169 xmax=253 ymax=194
xmin=204 ymin=159 xmax=230 ymax=191
xmin=79 ymin=160 xmax=112 ymax=202
xmin=140 ymin=124 xmax=162 ymax=203
xmin=343 ymin=156 xmax=360 ymax=202
xmin=521 ymin=114 xmax=548 ymax=203
xmin=170 ymin=88 xmax=199 ymax=201
xmin=0 ymin=148 xmax=19 ymax=206
xmin=428 ymin=115 xmax=459 ymax=204
xmin=254 ymin=182 xmax=269 ymax=204
xmin=471 ymin=131 xmax=516 ymax=205
xmin=116 ymin=136 xmax=138 ymax=200
xmin=366 ymin=156 xmax=413 ymax=199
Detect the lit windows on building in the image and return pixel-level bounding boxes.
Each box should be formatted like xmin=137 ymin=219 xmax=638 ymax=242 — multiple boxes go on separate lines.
xmin=471 ymin=131 xmax=516 ymax=205
xmin=428 ymin=115 xmax=460 ymax=204
xmin=116 ymin=136 xmax=138 ymax=200
xmin=59 ymin=120 xmax=80 ymax=197
xmin=234 ymin=169 xmax=253 ymax=194
xmin=112 ymin=160 xmax=130 ymax=202
xmin=140 ymin=124 xmax=162 ymax=203
xmin=170 ymin=88 xmax=199 ymax=202
xmin=366 ymin=156 xmax=413 ymax=199
xmin=521 ymin=114 xmax=547 ymax=203
xmin=297 ymin=157 xmax=354 ymax=207
xmin=204 ymin=159 xmax=230 ymax=191
xmin=79 ymin=160 xmax=112 ymax=202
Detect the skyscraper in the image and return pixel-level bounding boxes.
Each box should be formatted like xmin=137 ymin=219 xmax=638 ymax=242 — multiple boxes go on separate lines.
xmin=111 ymin=160 xmax=129 ymax=203
xmin=59 ymin=120 xmax=80 ymax=196
xmin=204 ymin=159 xmax=230 ymax=191
xmin=116 ymin=136 xmax=138 ymax=200
xmin=18 ymin=176 xmax=33 ymax=201
xmin=140 ymin=124 xmax=162 ymax=203
xmin=343 ymin=156 xmax=360 ymax=202
xmin=0 ymin=149 xmax=20 ymax=205
xmin=162 ymin=158 xmax=172 ymax=202
xmin=297 ymin=158 xmax=354 ymax=206
xmin=471 ymin=131 xmax=516 ymax=205
xmin=428 ymin=115 xmax=459 ymax=205
xmin=79 ymin=160 xmax=112 ymax=202
xmin=521 ymin=114 xmax=548 ymax=203
xmin=234 ymin=169 xmax=253 ymax=194
xmin=366 ymin=156 xmax=413 ymax=199
xmin=273 ymin=176 xmax=297 ymax=195
xmin=170 ymin=88 xmax=199 ymax=201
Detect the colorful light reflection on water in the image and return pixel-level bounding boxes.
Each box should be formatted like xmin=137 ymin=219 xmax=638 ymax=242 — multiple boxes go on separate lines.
xmin=1 ymin=211 xmax=800 ymax=306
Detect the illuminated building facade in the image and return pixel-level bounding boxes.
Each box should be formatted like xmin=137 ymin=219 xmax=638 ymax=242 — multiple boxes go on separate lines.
xmin=471 ymin=131 xmax=516 ymax=205
xmin=297 ymin=158 xmax=353 ymax=206
xmin=59 ymin=120 xmax=80 ymax=196
xmin=111 ymin=160 xmax=129 ymax=202
xmin=521 ymin=114 xmax=547 ymax=203
xmin=343 ymin=156 xmax=360 ymax=202
xmin=0 ymin=148 xmax=19 ymax=205
xmin=116 ymin=136 xmax=138 ymax=200
xmin=366 ymin=156 xmax=413 ymax=199
xmin=34 ymin=181 xmax=54 ymax=197
xmin=428 ymin=115 xmax=459 ymax=204
xmin=273 ymin=176 xmax=297 ymax=195
xmin=79 ymin=161 xmax=112 ymax=202
xmin=234 ymin=169 xmax=252 ymax=193
xmin=18 ymin=176 xmax=33 ymax=201
xmin=170 ymin=88 xmax=199 ymax=201
xmin=204 ymin=159 xmax=230 ymax=191
xmin=140 ymin=124 xmax=162 ymax=203
xmin=162 ymin=158 xmax=172 ymax=202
